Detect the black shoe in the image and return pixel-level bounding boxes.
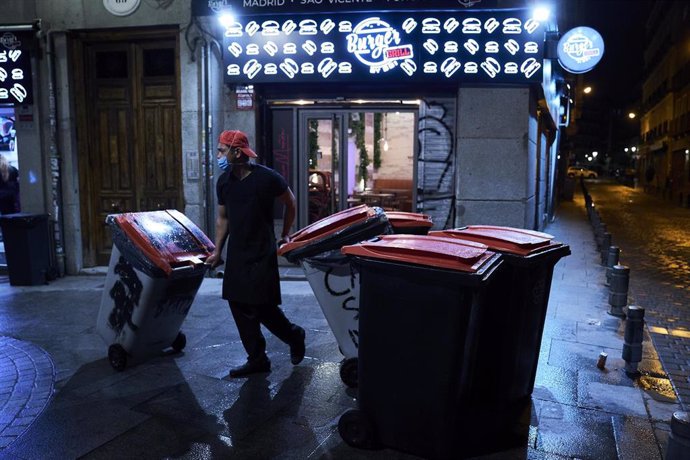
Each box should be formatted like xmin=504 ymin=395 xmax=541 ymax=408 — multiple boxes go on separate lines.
xmin=290 ymin=327 xmax=306 ymax=365
xmin=229 ymin=358 xmax=271 ymax=378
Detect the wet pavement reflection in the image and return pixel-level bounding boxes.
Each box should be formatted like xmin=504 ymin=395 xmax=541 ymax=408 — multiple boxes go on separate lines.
xmin=586 ymin=180 xmax=690 ymax=408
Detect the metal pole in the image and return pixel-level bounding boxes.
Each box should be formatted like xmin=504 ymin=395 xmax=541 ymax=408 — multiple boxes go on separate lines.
xmin=605 ymin=246 xmax=620 ymax=286
xmin=622 ymin=305 xmax=644 ymax=377
xmin=608 ymin=264 xmax=629 ymax=317
xmin=665 ymin=411 xmax=690 ymax=460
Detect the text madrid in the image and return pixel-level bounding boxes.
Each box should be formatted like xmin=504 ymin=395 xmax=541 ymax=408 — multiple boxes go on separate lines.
xmin=243 ymin=0 xmax=375 ymax=6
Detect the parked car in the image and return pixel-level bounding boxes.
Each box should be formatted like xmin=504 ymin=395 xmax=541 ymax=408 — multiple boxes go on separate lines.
xmin=567 ymin=166 xmax=598 ymax=179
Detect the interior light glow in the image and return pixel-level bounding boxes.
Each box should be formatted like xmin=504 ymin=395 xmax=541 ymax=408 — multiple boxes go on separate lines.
xmin=628 ymin=112 xmax=636 ymax=119
xmin=532 ymin=6 xmax=551 ymax=22
xmin=219 ymin=13 xmax=235 ymax=28
xmin=583 ymin=86 xmax=592 ymax=94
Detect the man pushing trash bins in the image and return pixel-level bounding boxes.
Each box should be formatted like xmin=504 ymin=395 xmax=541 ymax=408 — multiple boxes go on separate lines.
xmin=206 ymin=130 xmax=306 ymax=378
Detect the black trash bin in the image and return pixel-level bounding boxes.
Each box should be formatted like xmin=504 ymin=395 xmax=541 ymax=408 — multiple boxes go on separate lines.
xmin=278 ymin=204 xmax=392 ymax=387
xmin=385 ymin=211 xmax=433 ymax=235
xmin=338 ymin=234 xmax=505 ymax=458
xmin=0 ymin=213 xmax=51 ymax=286
xmin=431 ymin=226 xmax=571 ymax=405
xmin=96 ymin=209 xmax=215 ymax=371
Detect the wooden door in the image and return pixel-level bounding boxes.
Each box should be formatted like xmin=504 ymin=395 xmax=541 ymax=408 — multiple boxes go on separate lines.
xmin=75 ymin=30 xmax=182 ymax=266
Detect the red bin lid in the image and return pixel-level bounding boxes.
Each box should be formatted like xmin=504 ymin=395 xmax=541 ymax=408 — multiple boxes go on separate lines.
xmin=341 ymin=234 xmax=495 ymax=273
xmin=109 ymin=209 xmax=215 ymax=275
xmin=385 ymin=211 xmax=433 ymax=229
xmin=278 ymin=204 xmax=376 ymax=256
xmin=430 ymin=226 xmax=556 ymax=256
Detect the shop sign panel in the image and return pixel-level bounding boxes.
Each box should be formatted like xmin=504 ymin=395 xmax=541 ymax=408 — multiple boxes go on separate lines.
xmin=222 ymin=10 xmax=545 ymax=84
xmin=194 ymin=0 xmax=499 ymax=16
xmin=0 ymin=31 xmax=32 ymax=105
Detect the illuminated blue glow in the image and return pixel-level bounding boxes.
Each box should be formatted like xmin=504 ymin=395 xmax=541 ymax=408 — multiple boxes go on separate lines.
xmin=557 ymin=26 xmax=604 ymax=74
xmin=532 ymin=6 xmax=551 ymax=22
xmin=219 ymin=13 xmax=235 ymax=28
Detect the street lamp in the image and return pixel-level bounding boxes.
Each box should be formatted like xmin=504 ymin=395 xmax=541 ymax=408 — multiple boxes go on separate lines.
xmin=628 ymin=112 xmax=636 ymax=119
xmin=592 ymin=151 xmax=599 ymax=158
xmin=583 ymin=86 xmax=592 ymax=94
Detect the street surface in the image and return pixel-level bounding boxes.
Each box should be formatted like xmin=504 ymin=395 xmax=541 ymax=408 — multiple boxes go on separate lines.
xmin=585 ymin=179 xmax=690 ymax=408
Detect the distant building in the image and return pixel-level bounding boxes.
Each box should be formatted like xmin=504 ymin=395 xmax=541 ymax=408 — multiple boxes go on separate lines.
xmin=639 ymin=0 xmax=690 ymax=205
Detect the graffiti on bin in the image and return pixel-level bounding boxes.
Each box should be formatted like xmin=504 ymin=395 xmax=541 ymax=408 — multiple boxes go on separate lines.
xmin=348 ymin=329 xmax=359 ymax=349
xmin=108 ymin=256 xmax=143 ymax=333
xmin=323 ymin=266 xmax=360 ymax=349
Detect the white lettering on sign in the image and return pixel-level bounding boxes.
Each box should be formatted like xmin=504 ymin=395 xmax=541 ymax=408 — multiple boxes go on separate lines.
xmin=9 ymin=84 xmax=27 ymax=102
xmin=562 ymin=32 xmax=601 ymax=64
xmin=11 ymin=69 xmax=23 ymax=80
xmin=346 ymin=17 xmax=411 ymax=74
xmin=0 ymin=51 xmax=6 ymax=63
xmin=0 ymin=68 xmax=6 ymax=82
xmin=243 ymin=0 xmax=286 ymax=7
xmin=0 ymin=89 xmax=8 ymax=99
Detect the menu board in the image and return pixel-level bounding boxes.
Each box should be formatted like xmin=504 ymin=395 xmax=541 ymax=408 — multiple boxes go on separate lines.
xmin=222 ymin=10 xmax=545 ymax=84
xmin=0 ymin=31 xmax=32 ymax=105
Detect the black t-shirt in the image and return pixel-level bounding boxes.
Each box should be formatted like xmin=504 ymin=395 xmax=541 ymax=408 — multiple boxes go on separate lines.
xmin=216 ymin=164 xmax=287 ymax=304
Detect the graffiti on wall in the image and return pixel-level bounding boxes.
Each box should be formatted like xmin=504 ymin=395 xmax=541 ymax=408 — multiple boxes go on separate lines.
xmin=417 ymin=98 xmax=457 ymax=229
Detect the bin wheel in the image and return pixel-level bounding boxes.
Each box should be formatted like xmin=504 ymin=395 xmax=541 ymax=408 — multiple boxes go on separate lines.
xmin=172 ymin=332 xmax=187 ymax=353
xmin=108 ymin=344 xmax=127 ymax=371
xmin=338 ymin=409 xmax=378 ymax=450
xmin=339 ymin=357 xmax=358 ymax=388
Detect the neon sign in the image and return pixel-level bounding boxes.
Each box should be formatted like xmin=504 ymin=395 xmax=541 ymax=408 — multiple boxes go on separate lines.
xmin=557 ymin=26 xmax=604 ymax=74
xmin=0 ymin=32 xmax=33 ymax=105
xmin=222 ymin=10 xmax=545 ymax=84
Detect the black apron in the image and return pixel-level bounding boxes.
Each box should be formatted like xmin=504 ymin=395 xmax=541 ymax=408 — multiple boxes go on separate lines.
xmin=221 ymin=168 xmax=282 ymax=305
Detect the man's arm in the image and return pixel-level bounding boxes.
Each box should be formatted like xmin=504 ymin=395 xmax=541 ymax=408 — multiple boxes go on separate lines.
xmin=278 ymin=187 xmax=296 ymax=244
xmin=206 ymin=204 xmax=228 ymax=268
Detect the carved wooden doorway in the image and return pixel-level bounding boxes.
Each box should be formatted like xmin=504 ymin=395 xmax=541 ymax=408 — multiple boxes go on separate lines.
xmin=74 ymin=29 xmax=182 ymax=266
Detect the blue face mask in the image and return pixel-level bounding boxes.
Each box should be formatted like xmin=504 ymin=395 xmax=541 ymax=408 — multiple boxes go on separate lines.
xmin=217 ymin=155 xmax=229 ymax=171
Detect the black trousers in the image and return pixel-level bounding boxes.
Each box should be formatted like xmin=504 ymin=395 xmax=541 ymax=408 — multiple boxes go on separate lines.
xmin=229 ymin=301 xmax=298 ymax=362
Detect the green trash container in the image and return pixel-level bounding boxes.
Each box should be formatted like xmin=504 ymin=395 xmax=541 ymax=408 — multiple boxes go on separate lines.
xmin=0 ymin=213 xmax=51 ymax=286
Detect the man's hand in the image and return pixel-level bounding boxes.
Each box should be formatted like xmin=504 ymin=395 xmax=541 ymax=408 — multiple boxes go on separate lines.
xmin=277 ymin=234 xmax=292 ymax=247
xmin=206 ymin=251 xmax=224 ymax=268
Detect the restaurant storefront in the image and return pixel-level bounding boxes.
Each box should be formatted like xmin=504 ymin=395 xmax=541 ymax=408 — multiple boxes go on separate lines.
xmin=199 ymin=0 xmax=564 ymax=232
xmin=3 ymin=0 xmax=566 ymax=275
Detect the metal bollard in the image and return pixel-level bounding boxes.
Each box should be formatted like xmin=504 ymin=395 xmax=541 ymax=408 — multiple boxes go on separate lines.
xmin=595 ymin=223 xmax=607 ymax=248
xmin=665 ymin=411 xmax=690 ymax=460
xmin=608 ymin=264 xmax=629 ymax=317
xmin=605 ymin=246 xmax=620 ymax=286
xmin=622 ymin=305 xmax=644 ymax=376
xmin=600 ymin=233 xmax=611 ymax=265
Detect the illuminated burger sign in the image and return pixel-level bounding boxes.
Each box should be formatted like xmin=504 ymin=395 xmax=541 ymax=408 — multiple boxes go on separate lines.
xmin=557 ymin=26 xmax=604 ymax=74
xmin=0 ymin=31 xmax=33 ymax=105
xmin=222 ymin=9 xmax=546 ymax=84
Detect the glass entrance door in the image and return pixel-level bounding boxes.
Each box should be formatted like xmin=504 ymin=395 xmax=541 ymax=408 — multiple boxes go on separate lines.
xmin=297 ymin=109 xmax=417 ymax=228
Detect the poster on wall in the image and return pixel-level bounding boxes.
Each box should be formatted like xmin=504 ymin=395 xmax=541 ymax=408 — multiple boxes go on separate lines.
xmin=222 ymin=10 xmax=545 ymax=85
xmin=0 ymin=31 xmax=33 ymax=105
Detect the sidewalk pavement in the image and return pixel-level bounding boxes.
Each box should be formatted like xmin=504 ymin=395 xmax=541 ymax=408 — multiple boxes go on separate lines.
xmin=0 ymin=191 xmax=684 ymax=459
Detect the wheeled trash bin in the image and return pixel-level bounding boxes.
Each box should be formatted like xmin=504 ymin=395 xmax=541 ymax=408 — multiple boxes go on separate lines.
xmin=338 ymin=234 xmax=506 ymax=458
xmin=278 ymin=205 xmax=391 ymax=387
xmin=0 ymin=213 xmax=51 ymax=286
xmin=97 ymin=209 xmax=215 ymax=371
xmin=430 ymin=226 xmax=570 ymax=404
xmin=385 ymin=211 xmax=433 ymax=235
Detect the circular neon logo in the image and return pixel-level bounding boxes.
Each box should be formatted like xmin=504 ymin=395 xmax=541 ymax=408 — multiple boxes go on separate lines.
xmin=557 ymin=26 xmax=604 ymax=74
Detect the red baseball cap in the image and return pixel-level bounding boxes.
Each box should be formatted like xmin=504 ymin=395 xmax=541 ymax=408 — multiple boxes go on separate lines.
xmin=219 ymin=130 xmax=257 ymax=158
